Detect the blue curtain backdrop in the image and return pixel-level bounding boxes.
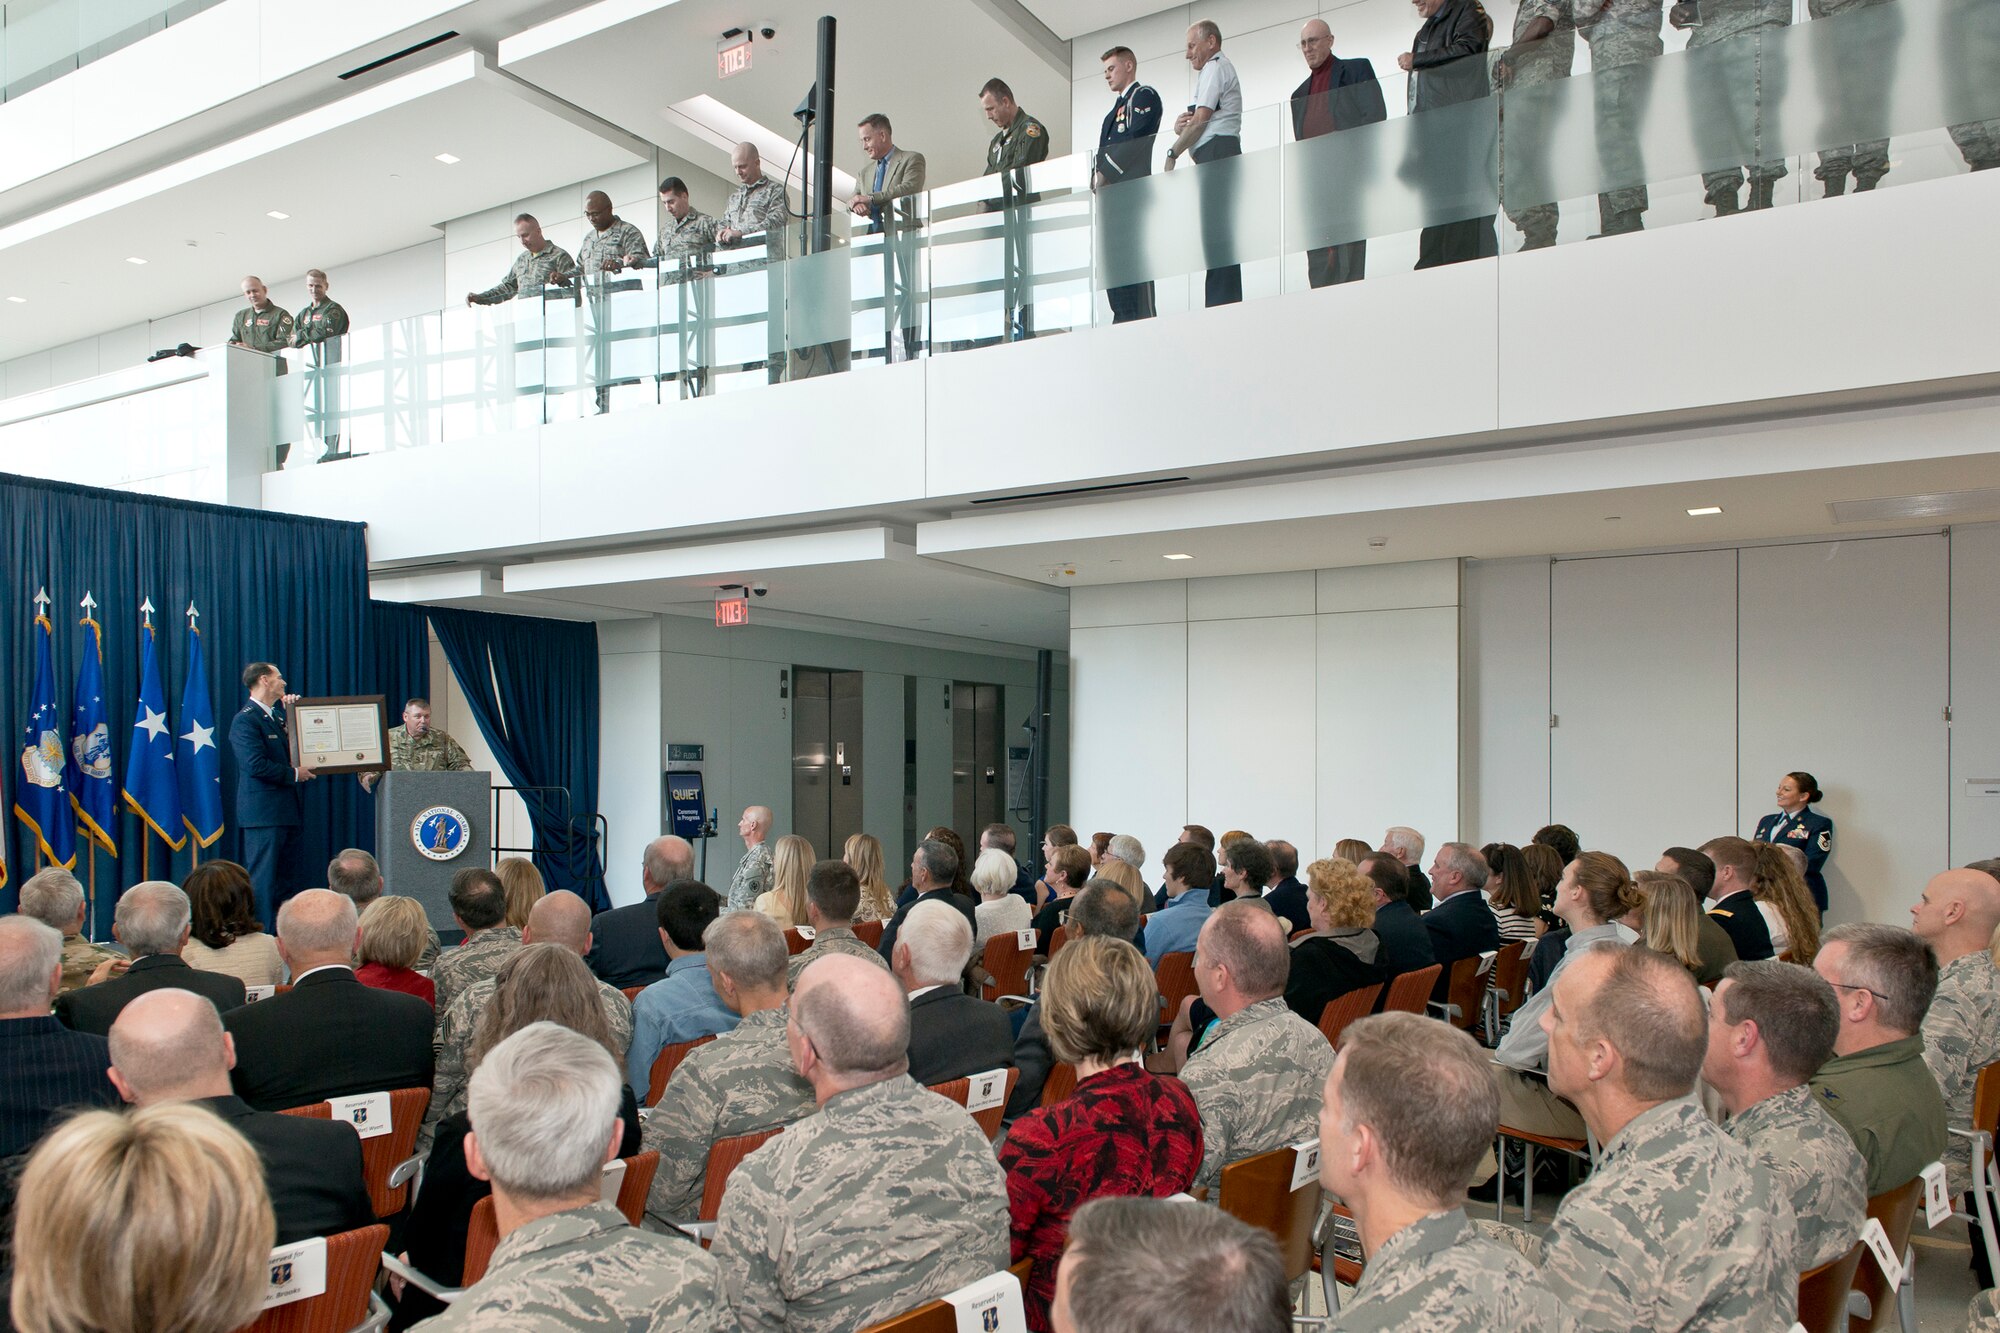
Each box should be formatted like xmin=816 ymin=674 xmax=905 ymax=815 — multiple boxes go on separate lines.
xmin=1 ymin=473 xmax=371 ymax=935
xmin=362 ymin=600 xmax=432 ymax=854
xmin=426 ymin=606 xmax=606 ymax=910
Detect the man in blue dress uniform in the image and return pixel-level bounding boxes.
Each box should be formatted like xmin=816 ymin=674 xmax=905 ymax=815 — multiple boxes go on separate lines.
xmin=1093 ymin=46 xmax=1163 ymax=323
xmin=228 ymin=662 xmax=315 ymax=924
xmin=1755 ymin=771 xmax=1833 ymax=912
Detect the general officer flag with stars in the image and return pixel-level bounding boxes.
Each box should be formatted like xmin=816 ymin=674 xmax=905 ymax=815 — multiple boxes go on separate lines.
xmin=177 ymin=605 xmax=225 ymax=849
xmin=122 ymin=603 xmax=184 ymax=850
xmin=15 ymin=590 xmax=77 ymax=870
xmin=66 ymin=595 xmax=117 ymax=857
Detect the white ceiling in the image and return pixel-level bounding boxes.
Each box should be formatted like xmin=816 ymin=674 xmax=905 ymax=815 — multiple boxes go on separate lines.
xmin=1013 ymin=0 xmax=1166 ymax=41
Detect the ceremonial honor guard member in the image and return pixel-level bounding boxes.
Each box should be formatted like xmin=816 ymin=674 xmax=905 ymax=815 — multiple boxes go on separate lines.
xmin=1754 ymin=771 xmax=1834 ymax=913
xmin=360 ymin=697 xmax=471 ymax=792
xmin=1094 ymin=46 xmax=1163 ymax=323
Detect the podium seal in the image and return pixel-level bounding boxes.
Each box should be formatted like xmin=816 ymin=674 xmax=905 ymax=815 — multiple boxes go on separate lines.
xmin=412 ymin=806 xmax=471 ymax=861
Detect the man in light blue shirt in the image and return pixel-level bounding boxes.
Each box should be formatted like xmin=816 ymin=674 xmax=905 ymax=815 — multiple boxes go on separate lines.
xmin=626 ymin=880 xmax=739 ymax=1102
xmin=1163 ymin=19 xmax=1245 ymax=306
xmin=1145 ymin=842 xmax=1218 ymax=967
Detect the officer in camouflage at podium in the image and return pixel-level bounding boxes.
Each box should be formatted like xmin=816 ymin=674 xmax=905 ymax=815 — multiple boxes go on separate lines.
xmin=359 ymin=697 xmax=471 ymax=792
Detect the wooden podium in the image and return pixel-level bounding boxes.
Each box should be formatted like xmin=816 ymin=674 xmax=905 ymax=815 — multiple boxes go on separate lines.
xmin=375 ymin=771 xmax=490 ymax=932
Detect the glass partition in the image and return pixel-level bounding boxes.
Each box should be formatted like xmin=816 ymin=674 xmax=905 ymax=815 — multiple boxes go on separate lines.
xmin=2 ymin=0 xmax=225 ymax=101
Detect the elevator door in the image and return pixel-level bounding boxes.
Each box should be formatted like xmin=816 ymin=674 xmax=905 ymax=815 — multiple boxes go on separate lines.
xmin=951 ymin=682 xmax=1004 ymax=850
xmin=792 ymin=668 xmax=865 ymax=859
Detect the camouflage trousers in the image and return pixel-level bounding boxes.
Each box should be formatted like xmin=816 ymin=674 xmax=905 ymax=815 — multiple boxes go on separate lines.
xmin=1806 ymin=0 xmax=1899 ymax=184
xmin=1580 ymin=43 xmax=1661 ymax=217
xmin=1499 ymin=81 xmax=1564 ymax=243
xmin=1688 ymin=29 xmax=1789 ymax=202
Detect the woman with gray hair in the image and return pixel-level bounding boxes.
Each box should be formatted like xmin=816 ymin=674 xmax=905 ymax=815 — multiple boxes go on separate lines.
xmin=971 ymin=848 xmax=1033 ymax=946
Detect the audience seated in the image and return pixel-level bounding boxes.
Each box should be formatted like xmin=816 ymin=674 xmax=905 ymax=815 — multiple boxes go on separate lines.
xmin=712 ymin=954 xmax=1009 ymax=1331
xmin=1174 ymin=901 xmax=1334 ymax=1196
xmin=391 ymin=946 xmax=643 ymax=1330
xmin=1381 ymin=826 xmax=1432 ymax=911
xmin=644 ymin=912 xmax=814 ymax=1219
xmin=585 ymin=834 xmax=692 ymax=989
xmin=15 ymin=868 xmax=122 ymax=994
xmin=626 ymin=879 xmax=736 ymax=1102
xmin=1029 ymin=844 xmax=1094 ymax=951
xmin=1212 ymin=836 xmax=1274 ymax=910
xmin=878 ymin=837 xmax=978 ymax=961
xmin=1001 ymin=936 xmax=1199 ymax=1330
xmin=1282 ymin=857 xmax=1388 ymax=1026
xmin=1632 ymin=871 xmax=1706 ymax=978
xmin=331 ymin=847 xmax=438 ymax=970
xmin=971 ymin=846 xmax=1033 ymax=945
xmin=1420 ymin=843 xmax=1502 ymax=1002
xmin=1702 ymin=961 xmax=1867 ymax=1271
xmin=411 ymin=1022 xmax=722 ymax=1330
xmin=1656 ymin=846 xmax=1737 ymax=985
xmin=1051 ymin=1196 xmax=1288 ymax=1333
xmin=1144 ymin=841 xmax=1215 ymax=967
xmin=1491 ymin=944 xmax=1796 ymax=1330
xmin=1262 ymin=840 xmax=1309 ymax=934
xmin=1481 ymin=842 xmax=1542 ymax=945
xmin=108 ymin=987 xmax=371 ymax=1245
xmin=223 ymin=889 xmax=433 ymax=1111
xmin=495 ymin=855 xmax=546 ymax=930
xmin=896 ymin=900 xmax=1015 ymax=1086
xmin=1532 ymin=823 xmax=1580 ymax=867
xmin=54 ymin=881 xmax=244 ymax=1034
xmin=1809 ymin=922 xmax=1949 ymax=1195
xmin=1355 ymin=855 xmax=1435 ymax=978
xmin=1105 ymin=834 xmax=1149 ymax=904
xmin=432 ymin=867 xmax=523 ymax=1023
xmin=1699 ymin=838 xmax=1777 ymax=962
xmin=754 ymin=834 xmax=813 ymax=929
xmin=356 ymin=896 xmax=438 ymax=1005
xmin=1493 ymin=852 xmax=1641 ymax=1142
xmin=1007 ymin=882 xmax=1142 ymax=1119
xmin=1319 ymin=1011 xmax=1572 ymax=1328
xmin=980 ymin=823 xmax=1038 ymax=907
xmin=1750 ymin=842 xmax=1822 ymax=964
xmin=787 ymin=860 xmax=891 ymax=989
xmin=0 ymin=916 xmax=119 ymax=1157
xmin=843 ymin=832 xmax=900 ymax=923
xmin=1911 ymin=865 xmax=2000 ymax=1274
xmin=180 ymin=860 xmax=285 ymax=987
xmin=9 ymin=1102 xmax=274 ymax=1333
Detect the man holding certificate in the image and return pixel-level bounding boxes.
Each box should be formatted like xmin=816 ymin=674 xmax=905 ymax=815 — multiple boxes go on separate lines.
xmin=230 ymin=662 xmax=315 ymax=924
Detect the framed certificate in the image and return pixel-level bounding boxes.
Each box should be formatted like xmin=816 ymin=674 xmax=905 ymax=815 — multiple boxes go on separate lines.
xmin=287 ymin=695 xmax=390 ymax=775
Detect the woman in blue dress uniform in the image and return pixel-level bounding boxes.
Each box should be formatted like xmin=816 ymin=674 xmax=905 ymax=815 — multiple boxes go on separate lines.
xmin=1754 ymin=770 xmax=1833 ymax=913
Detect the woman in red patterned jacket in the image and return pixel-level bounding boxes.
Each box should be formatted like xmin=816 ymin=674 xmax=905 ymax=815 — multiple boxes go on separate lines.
xmin=999 ymin=935 xmax=1202 ymax=1330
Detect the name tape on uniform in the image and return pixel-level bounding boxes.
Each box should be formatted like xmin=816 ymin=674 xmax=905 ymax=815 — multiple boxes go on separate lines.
xmin=244 ymin=985 xmax=275 ymax=1002
xmin=966 ymin=1069 xmax=1010 ymax=1113
xmin=1859 ymin=1217 xmax=1903 ymax=1289
xmin=330 ymin=1091 xmax=392 ymax=1140
xmin=260 ymin=1237 xmax=328 ymax=1308
xmin=1290 ymin=1139 xmax=1322 ymax=1192
xmin=1016 ymin=929 xmax=1037 ymax=952
xmin=1922 ymin=1161 xmax=1952 ymax=1228
xmin=943 ymin=1269 xmax=1028 ymax=1333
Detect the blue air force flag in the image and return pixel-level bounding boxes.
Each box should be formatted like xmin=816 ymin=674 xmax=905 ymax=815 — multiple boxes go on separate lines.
xmin=67 ymin=606 xmax=117 ymax=856
xmin=177 ymin=618 xmax=225 ymax=849
xmin=16 ymin=602 xmax=77 ymax=868
xmin=122 ymin=618 xmax=185 ymax=850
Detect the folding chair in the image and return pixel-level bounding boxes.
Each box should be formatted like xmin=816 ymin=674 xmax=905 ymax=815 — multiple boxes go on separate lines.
xmin=1481 ymin=941 xmax=1528 ymax=1044
xmin=857 ymin=1260 xmax=1032 ymax=1332
xmin=382 ymin=1159 xmax=635 ymax=1302
xmin=928 ymin=1068 xmax=1020 ymax=1141
xmin=1491 ymin=1071 xmax=1595 ymax=1224
xmin=612 ymin=1150 xmax=659 ymax=1226
xmin=1316 ymin=985 xmax=1382 ymax=1050
xmin=653 ymin=1126 xmax=786 ymax=1246
xmin=644 ymin=1034 xmax=719 ymax=1107
xmin=1155 ymin=951 xmax=1199 ymax=1026
xmin=239 ymin=1223 xmax=389 ymax=1333
xmin=1039 ymin=1062 xmax=1078 ymax=1108
xmin=1428 ymin=953 xmax=1492 ymax=1031
xmin=1048 ymin=924 xmax=1071 ymax=960
xmin=1217 ymin=1145 xmax=1330 ymax=1328
xmin=1849 ymin=1176 xmax=1921 ymax=1333
xmin=980 ymin=931 xmax=1033 ymax=1004
xmin=277 ymin=1087 xmax=430 ymax=1218
xmin=1948 ymin=1060 xmax=2000 ymax=1282
xmin=620 ymin=985 xmax=645 ymax=1003
xmin=1381 ymin=965 xmax=1442 ymax=1015
xmin=782 ymin=927 xmax=814 ymax=956
xmin=1796 ymin=1240 xmax=1865 ymax=1333
xmin=854 ymin=919 xmax=885 ymax=949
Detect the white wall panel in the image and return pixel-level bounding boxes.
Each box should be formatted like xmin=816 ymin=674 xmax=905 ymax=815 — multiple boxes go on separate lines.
xmin=1319 ymin=559 xmax=1456 ymax=613
xmin=863 ymin=672 xmax=906 ymax=858
xmin=1189 ymin=615 xmax=1317 ymax=846
xmin=1739 ymin=536 xmax=1948 ymax=925
xmin=1072 ymin=581 xmax=1189 ymax=628
xmin=1071 ymin=622 xmax=1189 ymax=855
xmin=1187 ymin=571 xmax=1315 ymax=620
xmin=1461 ymin=557 xmax=1550 ymax=847
xmin=913 ymin=677 xmax=956 ymax=847
xmin=729 ymin=661 xmax=795 ymax=841
xmin=1551 ymin=550 xmax=1736 ymax=871
xmin=1316 ymin=606 xmax=1457 ymax=854
xmin=1951 ymin=524 xmax=2000 ymax=867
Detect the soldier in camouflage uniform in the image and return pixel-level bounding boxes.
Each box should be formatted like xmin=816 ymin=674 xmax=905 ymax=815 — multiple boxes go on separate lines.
xmin=465 ymin=214 xmax=577 ymax=306
xmin=1673 ymin=0 xmax=1790 ymax=213
xmin=18 ymin=868 xmax=123 ymax=993
xmin=653 ymin=177 xmax=720 ymax=399
xmin=787 ymin=860 xmax=892 ymax=990
xmin=712 ymin=955 xmax=1008 ymax=1332
xmin=981 ymin=78 xmax=1050 ymax=342
xmin=1805 ymin=0 xmax=1900 ymax=193
xmin=1177 ymin=902 xmax=1336 ymax=1196
xmin=1494 ymin=0 xmax=1577 ymax=249
xmin=413 ymin=1022 xmax=725 ymax=1332
xmin=1945 ymin=0 xmax=2000 ymax=173
xmin=655 ymin=178 xmax=719 ymax=271
xmin=1704 ymin=963 xmax=1867 ymax=1271
xmin=728 ymin=807 xmax=775 ymax=912
xmin=1322 ymin=1013 xmax=1576 ymax=1331
xmin=1912 ymin=868 xmax=2000 ymax=1244
xmin=574 ymin=190 xmax=651 ymax=413
xmin=1573 ymin=0 xmax=1664 ymax=235
xmin=361 ymin=699 xmax=470 ymax=794
xmin=229 ymin=276 xmax=295 ymax=353
xmin=642 ymin=913 xmax=815 ymax=1217
xmin=1973 ymin=1289 xmax=2000 ymax=1332
xmin=1494 ymin=944 xmax=1798 ymax=1331
xmin=431 ymin=868 xmax=522 ymax=1030
xmin=717 ymin=144 xmax=792 ymax=385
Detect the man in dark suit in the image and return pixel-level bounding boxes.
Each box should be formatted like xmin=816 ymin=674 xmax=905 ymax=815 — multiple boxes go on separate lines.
xmin=1700 ymin=837 xmax=1777 ymax=962
xmin=228 ymin=661 xmax=316 ymax=925
xmin=892 ymin=900 xmax=1014 ymax=1086
xmin=110 ymin=988 xmax=371 ymax=1243
xmin=1382 ymin=826 xmax=1433 ymax=911
xmin=54 ymin=881 xmax=244 ymax=1034
xmin=1290 ymin=17 xmax=1387 ymax=286
xmin=1262 ymin=840 xmax=1310 ymax=934
xmin=878 ymin=837 xmax=977 ymax=963
xmin=586 ymin=833 xmax=692 ymax=990
xmin=1094 ymin=44 xmax=1164 ymax=322
xmin=0 ymin=917 xmax=120 ymax=1157
xmin=1358 ymin=856 xmax=1436 ymax=980
xmin=1421 ymin=843 xmax=1501 ymax=1001
xmin=225 ymin=889 xmax=433 ymax=1111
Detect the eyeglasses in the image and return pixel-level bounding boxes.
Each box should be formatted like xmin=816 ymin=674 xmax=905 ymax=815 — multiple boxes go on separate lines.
xmin=1298 ymin=38 xmax=1329 ymax=48
xmin=1826 ymin=980 xmax=1889 ymax=1002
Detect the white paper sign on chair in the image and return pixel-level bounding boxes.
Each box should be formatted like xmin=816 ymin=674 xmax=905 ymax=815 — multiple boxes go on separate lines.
xmin=966 ymin=1069 xmax=1009 ymax=1114
xmin=1015 ymin=929 xmax=1036 ymax=952
xmin=260 ymin=1237 xmax=328 ymax=1308
xmin=1922 ymin=1161 xmax=1952 ymax=1228
xmin=1290 ymin=1138 xmax=1322 ymax=1192
xmin=1858 ymin=1217 xmax=1904 ymax=1289
xmin=329 ymin=1091 xmax=392 ymax=1140
xmin=943 ymin=1269 xmax=1028 ymax=1333
xmin=244 ymin=984 xmax=275 ymax=1002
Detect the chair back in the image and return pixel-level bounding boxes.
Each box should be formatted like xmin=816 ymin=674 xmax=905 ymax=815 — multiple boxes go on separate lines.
xmin=700 ymin=1126 xmax=784 ymax=1221
xmin=1217 ymin=1145 xmax=1322 ymax=1283
xmin=275 ymin=1086 xmax=431 ymax=1218
xmin=613 ymin=1150 xmax=659 ymax=1226
xmin=237 ymin=1222 xmax=389 ymax=1333
xmin=1040 ymin=1061 xmax=1078 ymax=1108
xmin=927 ymin=1069 xmax=1020 ymax=1141
xmin=1796 ymin=1240 xmax=1865 ymax=1333
xmin=462 ymin=1196 xmax=500 ymax=1286
xmin=1382 ymin=965 xmax=1442 ymax=1014
xmin=1048 ymin=924 xmax=1070 ymax=959
xmin=1440 ymin=955 xmax=1486 ymax=1029
xmin=645 ymin=1034 xmax=719 ymax=1107
xmin=783 ymin=927 xmax=814 ymax=956
xmin=1974 ymin=1060 xmax=2000 ymax=1139
xmin=854 ymin=918 xmax=885 ymax=948
xmin=980 ymin=931 xmax=1033 ymax=1002
xmin=1850 ymin=1176 xmax=1922 ymax=1333
xmin=1489 ymin=941 xmax=1528 ymax=1015
xmin=1154 ymin=951 xmax=1199 ymax=1023
xmin=1317 ymin=984 xmax=1383 ymax=1049
xmin=620 ymin=985 xmax=644 ymax=1003
xmin=858 ymin=1260 xmax=1033 ymax=1332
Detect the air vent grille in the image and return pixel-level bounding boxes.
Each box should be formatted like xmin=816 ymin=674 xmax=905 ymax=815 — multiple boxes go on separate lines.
xmin=1829 ymin=488 xmax=2000 ymax=524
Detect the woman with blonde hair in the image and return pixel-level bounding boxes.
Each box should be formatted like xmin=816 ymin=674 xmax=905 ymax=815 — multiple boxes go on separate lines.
xmin=843 ymin=832 xmax=897 ymax=922
xmin=1634 ymin=870 xmax=1703 ymax=975
xmin=1333 ymin=838 xmax=1375 ymax=865
xmin=755 ymin=834 xmax=814 ymax=928
xmin=1750 ymin=840 xmax=1821 ymax=963
xmin=357 ymin=896 xmax=436 ymax=1005
xmin=10 ymin=1103 xmax=274 ymax=1333
xmin=1283 ymin=858 xmax=1389 ymax=1025
xmin=495 ymin=856 xmax=545 ymax=930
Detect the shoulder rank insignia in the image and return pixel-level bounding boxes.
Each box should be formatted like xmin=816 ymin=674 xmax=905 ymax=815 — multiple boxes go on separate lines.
xmin=1709 ymin=909 xmax=1733 ymax=919
xmin=1025 ymin=123 xmax=1040 ymax=137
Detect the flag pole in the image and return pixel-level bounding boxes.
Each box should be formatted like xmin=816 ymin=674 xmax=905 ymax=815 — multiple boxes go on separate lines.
xmin=85 ymin=844 xmax=95 ymax=932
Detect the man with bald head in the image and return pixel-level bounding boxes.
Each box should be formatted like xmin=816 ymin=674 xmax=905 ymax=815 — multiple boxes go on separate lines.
xmin=224 ymin=888 xmax=433 ymax=1110
xmin=110 ymin=988 xmax=370 ymax=1243
xmin=228 ymin=275 xmax=293 ymax=352
xmin=717 ymin=144 xmax=792 ymax=384
xmin=1177 ymin=899 xmax=1336 ymax=1195
xmin=1493 ymin=943 xmax=1796 ymax=1330
xmin=589 ymin=833 xmax=694 ymax=989
xmin=55 ymin=881 xmax=243 ymax=1034
xmin=1913 ymin=864 xmax=2000 ymax=1268
xmin=729 ymin=806 xmax=776 ymax=912
xmin=713 ymin=954 xmax=1008 ymax=1331
xmin=1289 ymin=17 xmax=1386 ymax=287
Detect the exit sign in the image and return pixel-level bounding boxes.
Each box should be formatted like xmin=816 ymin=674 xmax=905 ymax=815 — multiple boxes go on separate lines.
xmin=717 ymin=35 xmax=751 ymax=78
xmin=715 ymin=596 xmax=750 ymax=626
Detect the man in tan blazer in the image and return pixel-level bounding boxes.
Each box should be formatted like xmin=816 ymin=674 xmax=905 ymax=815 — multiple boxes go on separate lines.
xmin=851 ymin=113 xmax=927 ymax=359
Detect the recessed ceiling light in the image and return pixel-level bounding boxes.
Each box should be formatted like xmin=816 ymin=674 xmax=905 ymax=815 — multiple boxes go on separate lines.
xmin=1164 ymin=553 xmax=1193 ymax=561
xmin=434 ymin=152 xmax=460 ymax=164
xmin=125 ymin=256 xmax=147 ymax=265
xmin=5 ymin=296 xmax=23 ymax=304
xmin=266 ymin=210 xmax=289 ymax=220
xmin=1686 ymin=505 xmax=1723 ymax=516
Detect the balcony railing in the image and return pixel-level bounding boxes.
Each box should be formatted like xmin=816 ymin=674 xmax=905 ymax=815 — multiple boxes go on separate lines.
xmin=1 ymin=0 xmax=223 ymax=102
xmin=263 ymin=0 xmax=1997 ymax=466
